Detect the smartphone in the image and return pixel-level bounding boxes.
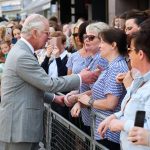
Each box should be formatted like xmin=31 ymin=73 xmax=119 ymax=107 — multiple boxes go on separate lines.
xmin=134 ymin=110 xmax=145 ymax=127
xmin=56 ymin=37 xmax=62 ymax=50
xmin=49 ymin=37 xmax=62 ymax=50
xmin=6 ymin=27 xmax=12 ymax=36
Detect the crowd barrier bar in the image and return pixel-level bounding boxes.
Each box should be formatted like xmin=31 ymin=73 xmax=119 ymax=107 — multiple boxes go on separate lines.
xmin=44 ymin=103 xmax=108 ymax=150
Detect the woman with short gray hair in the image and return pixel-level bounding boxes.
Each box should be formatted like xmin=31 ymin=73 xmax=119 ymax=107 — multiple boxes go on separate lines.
xmin=86 ymin=22 xmax=110 ymax=35
xmin=66 ymin=22 xmax=109 ymax=135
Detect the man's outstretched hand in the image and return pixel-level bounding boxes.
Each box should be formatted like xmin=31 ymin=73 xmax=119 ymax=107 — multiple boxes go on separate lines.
xmin=79 ymin=68 xmax=101 ymax=84
xmin=53 ymin=95 xmax=65 ymax=106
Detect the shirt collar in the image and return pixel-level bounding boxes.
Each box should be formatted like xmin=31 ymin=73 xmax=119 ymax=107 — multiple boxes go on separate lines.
xmin=59 ymin=50 xmax=69 ymax=59
xmin=142 ymin=70 xmax=150 ymax=82
xmin=133 ymin=70 xmax=150 ymax=84
xmin=108 ymin=55 xmax=124 ymax=68
xmin=20 ymin=37 xmax=35 ymax=54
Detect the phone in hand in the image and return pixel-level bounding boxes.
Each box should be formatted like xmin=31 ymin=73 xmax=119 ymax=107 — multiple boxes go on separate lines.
xmin=49 ymin=37 xmax=62 ymax=50
xmin=6 ymin=27 xmax=12 ymax=36
xmin=134 ymin=110 xmax=145 ymax=127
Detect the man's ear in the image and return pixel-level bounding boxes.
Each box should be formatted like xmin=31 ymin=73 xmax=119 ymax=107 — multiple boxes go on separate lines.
xmin=31 ymin=29 xmax=38 ymax=39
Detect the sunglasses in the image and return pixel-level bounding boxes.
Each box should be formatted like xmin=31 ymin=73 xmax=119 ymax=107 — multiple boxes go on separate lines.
xmin=72 ymin=33 xmax=79 ymax=37
xmin=83 ymin=34 xmax=96 ymax=41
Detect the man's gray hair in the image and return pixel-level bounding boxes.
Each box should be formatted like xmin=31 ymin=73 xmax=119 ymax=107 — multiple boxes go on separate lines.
xmin=21 ymin=14 xmax=47 ymax=36
xmin=86 ymin=22 xmax=109 ymax=36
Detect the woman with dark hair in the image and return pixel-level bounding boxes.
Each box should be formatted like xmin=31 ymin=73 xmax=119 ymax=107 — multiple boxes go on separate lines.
xmin=98 ymin=27 xmax=150 ymax=150
xmin=77 ymin=28 xmax=129 ymax=150
xmin=125 ymin=10 xmax=149 ymax=41
xmin=66 ymin=22 xmax=109 ymax=135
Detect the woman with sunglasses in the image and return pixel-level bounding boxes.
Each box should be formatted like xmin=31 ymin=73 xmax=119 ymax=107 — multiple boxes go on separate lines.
xmin=77 ymin=28 xmax=129 ymax=150
xmin=65 ymin=22 xmax=109 ymax=134
xmin=71 ymin=22 xmax=83 ymax=51
xmin=66 ymin=21 xmax=92 ymax=129
xmin=66 ymin=21 xmax=92 ymax=75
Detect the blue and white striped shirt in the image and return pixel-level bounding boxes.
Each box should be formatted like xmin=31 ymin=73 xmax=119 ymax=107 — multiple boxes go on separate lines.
xmin=66 ymin=51 xmax=92 ymax=74
xmin=80 ymin=53 xmax=108 ymax=126
xmin=92 ymin=56 xmax=128 ymax=143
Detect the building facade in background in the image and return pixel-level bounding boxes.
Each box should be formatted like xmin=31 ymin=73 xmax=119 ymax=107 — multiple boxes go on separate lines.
xmin=0 ymin=0 xmax=150 ymax=24
xmin=21 ymin=0 xmax=51 ymax=20
xmin=0 ymin=0 xmax=21 ymax=20
xmin=21 ymin=0 xmax=150 ymax=24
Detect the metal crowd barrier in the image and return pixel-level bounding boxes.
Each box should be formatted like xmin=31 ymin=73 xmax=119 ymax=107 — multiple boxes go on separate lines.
xmin=44 ymin=104 xmax=108 ymax=150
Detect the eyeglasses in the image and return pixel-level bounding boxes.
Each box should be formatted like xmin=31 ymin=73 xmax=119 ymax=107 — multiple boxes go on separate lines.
xmin=72 ymin=33 xmax=79 ymax=37
xmin=128 ymin=47 xmax=136 ymax=53
xmin=83 ymin=34 xmax=97 ymax=41
xmin=42 ymin=31 xmax=50 ymax=36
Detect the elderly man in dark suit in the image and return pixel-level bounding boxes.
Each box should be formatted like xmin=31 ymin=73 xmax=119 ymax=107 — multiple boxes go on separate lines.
xmin=0 ymin=14 xmax=100 ymax=150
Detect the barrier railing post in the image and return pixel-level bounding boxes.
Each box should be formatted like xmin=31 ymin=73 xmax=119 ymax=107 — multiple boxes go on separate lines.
xmin=90 ymin=110 xmax=96 ymax=150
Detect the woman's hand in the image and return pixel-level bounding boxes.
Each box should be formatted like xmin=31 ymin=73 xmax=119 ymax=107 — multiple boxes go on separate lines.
xmin=128 ymin=127 xmax=150 ymax=146
xmin=116 ymin=71 xmax=133 ymax=89
xmin=78 ymin=94 xmax=91 ymax=106
xmin=51 ymin=46 xmax=60 ymax=58
xmin=70 ymin=102 xmax=81 ymax=117
xmin=116 ymin=72 xmax=127 ymax=83
xmin=46 ymin=45 xmax=53 ymax=57
xmin=98 ymin=115 xmax=116 ymax=138
xmin=109 ymin=119 xmax=125 ymax=132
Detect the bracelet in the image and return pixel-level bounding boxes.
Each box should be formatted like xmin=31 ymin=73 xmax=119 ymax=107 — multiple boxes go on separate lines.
xmin=88 ymin=97 xmax=94 ymax=107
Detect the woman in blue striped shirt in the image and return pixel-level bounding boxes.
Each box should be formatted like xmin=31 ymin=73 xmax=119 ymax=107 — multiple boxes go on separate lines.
xmin=78 ymin=28 xmax=129 ymax=150
xmin=66 ymin=22 xmax=109 ymax=135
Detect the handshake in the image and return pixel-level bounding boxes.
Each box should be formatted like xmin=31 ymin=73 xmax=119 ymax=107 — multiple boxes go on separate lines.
xmin=53 ymin=67 xmax=103 ymax=106
xmin=53 ymin=90 xmax=80 ymax=107
xmin=64 ymin=90 xmax=79 ymax=107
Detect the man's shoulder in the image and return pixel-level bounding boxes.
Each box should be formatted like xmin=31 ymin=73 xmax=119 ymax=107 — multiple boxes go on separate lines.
xmin=10 ymin=40 xmax=33 ymax=57
xmin=14 ymin=40 xmax=30 ymax=51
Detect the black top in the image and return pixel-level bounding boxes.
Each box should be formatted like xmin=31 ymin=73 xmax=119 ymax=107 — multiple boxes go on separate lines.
xmin=41 ymin=55 xmax=68 ymax=76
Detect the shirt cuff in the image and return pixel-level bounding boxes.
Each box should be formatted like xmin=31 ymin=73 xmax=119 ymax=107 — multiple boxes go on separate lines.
xmin=114 ymin=111 xmax=123 ymax=119
xmin=52 ymin=94 xmax=56 ymax=102
xmin=77 ymin=74 xmax=82 ymax=87
xmin=123 ymin=120 xmax=134 ymax=132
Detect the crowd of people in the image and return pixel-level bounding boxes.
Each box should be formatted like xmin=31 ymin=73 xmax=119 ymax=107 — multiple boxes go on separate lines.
xmin=0 ymin=8 xmax=150 ymax=150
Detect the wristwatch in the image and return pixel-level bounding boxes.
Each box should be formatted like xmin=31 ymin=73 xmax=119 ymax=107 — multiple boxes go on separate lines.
xmin=88 ymin=97 xmax=94 ymax=107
